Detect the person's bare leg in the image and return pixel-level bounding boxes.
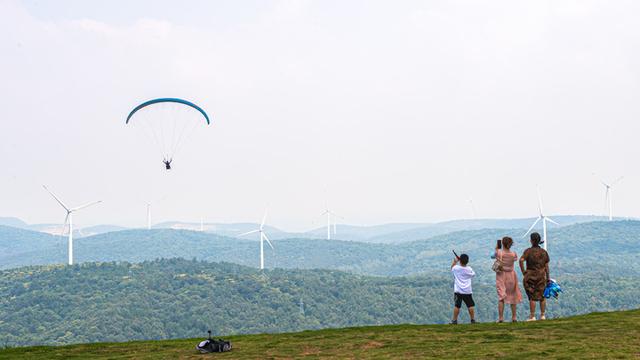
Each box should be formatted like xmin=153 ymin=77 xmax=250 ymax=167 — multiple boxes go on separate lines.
xmin=529 ymin=300 xmax=536 ymax=319
xmin=498 ymin=300 xmax=505 ymax=321
xmin=510 ymin=304 xmax=517 ymax=321
xmin=540 ymin=299 xmax=546 ymax=319
xmin=453 ymin=307 xmax=460 ymax=321
xmin=468 ymin=307 xmax=475 ymax=321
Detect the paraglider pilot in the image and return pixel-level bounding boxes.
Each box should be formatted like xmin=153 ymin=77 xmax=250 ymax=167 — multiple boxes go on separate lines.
xmin=163 ymin=158 xmax=172 ymax=170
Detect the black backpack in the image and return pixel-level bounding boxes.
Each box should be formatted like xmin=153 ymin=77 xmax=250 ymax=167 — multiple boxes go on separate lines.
xmin=196 ymin=330 xmax=232 ymax=353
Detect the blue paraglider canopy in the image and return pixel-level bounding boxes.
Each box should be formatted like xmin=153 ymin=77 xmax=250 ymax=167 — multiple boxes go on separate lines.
xmin=126 ymin=98 xmax=210 ymax=124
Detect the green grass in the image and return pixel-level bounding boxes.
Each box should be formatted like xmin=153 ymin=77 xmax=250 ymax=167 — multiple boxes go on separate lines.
xmin=2 ymin=310 xmax=639 ymax=359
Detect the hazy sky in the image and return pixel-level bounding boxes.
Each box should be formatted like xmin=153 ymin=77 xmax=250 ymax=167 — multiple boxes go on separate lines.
xmin=1 ymin=0 xmax=639 ymax=231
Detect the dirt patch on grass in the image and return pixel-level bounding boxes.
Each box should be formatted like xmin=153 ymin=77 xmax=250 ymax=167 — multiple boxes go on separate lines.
xmin=361 ymin=341 xmax=384 ymax=350
xmin=300 ymin=346 xmax=321 ymax=356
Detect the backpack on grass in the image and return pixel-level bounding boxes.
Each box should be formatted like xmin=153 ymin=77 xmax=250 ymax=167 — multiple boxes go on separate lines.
xmin=196 ymin=330 xmax=232 ymax=353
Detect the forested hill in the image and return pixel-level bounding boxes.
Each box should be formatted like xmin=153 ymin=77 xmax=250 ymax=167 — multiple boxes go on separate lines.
xmin=2 ymin=221 xmax=639 ymax=276
xmin=1 ymin=259 xmax=639 ymax=347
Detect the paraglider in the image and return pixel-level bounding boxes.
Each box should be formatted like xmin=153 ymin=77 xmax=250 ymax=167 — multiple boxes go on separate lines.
xmin=126 ymin=98 xmax=210 ymax=170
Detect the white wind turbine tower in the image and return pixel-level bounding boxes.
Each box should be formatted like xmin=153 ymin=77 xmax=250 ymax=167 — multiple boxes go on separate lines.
xmin=144 ymin=195 xmax=167 ymax=230
xmin=237 ymin=210 xmax=274 ymax=270
xmin=522 ymin=187 xmax=557 ymax=251
xmin=146 ymin=202 xmax=152 ymax=230
xmin=43 ymin=185 xmax=101 ymax=265
xmin=321 ymin=202 xmax=342 ymax=240
xmin=468 ymin=197 xmax=477 ymax=219
xmin=600 ymin=176 xmax=624 ymax=221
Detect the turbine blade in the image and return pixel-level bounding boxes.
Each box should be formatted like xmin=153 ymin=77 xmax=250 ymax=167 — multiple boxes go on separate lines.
xmin=604 ymin=189 xmax=610 ymax=216
xmin=536 ymin=187 xmax=544 ymax=215
xmin=522 ymin=217 xmax=541 ymax=238
xmin=612 ymin=176 xmax=624 ymax=186
xmin=61 ymin=214 xmax=69 ymax=236
xmin=546 ymin=217 xmax=559 ymax=225
xmin=72 ymin=200 xmax=102 ymax=212
xmin=260 ymin=209 xmax=268 ymax=229
xmin=263 ymin=232 xmax=274 ymax=249
xmin=238 ymin=229 xmax=259 ymax=237
xmin=43 ymin=185 xmax=69 ymax=211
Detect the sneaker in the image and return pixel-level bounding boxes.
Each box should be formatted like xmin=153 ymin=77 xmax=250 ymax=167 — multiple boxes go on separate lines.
xmin=512 ymin=319 xmax=518 ymax=323
xmin=449 ymin=320 xmax=458 ymax=325
xmin=495 ymin=319 xmax=504 ymax=323
xmin=526 ymin=317 xmax=536 ymax=322
xmin=470 ymin=319 xmax=477 ymax=324
xmin=540 ymin=315 xmax=546 ymax=320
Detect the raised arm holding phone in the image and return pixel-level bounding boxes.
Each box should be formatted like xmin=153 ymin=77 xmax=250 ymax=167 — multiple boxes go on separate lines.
xmin=450 ymin=251 xmax=475 ymax=324
xmin=451 ymin=250 xmax=460 ymax=269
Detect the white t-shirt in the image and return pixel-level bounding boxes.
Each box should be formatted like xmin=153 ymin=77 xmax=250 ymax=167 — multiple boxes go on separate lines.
xmin=452 ymin=264 xmax=475 ymax=294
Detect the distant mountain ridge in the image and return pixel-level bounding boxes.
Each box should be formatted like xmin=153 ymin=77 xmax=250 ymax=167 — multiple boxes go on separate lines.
xmin=0 ymin=217 xmax=126 ymax=238
xmin=2 ymin=220 xmax=639 ymax=277
xmin=363 ymin=215 xmax=613 ymax=243
xmin=0 ymin=217 xmax=28 ymax=228
xmin=1 ymin=214 xmax=617 ymax=243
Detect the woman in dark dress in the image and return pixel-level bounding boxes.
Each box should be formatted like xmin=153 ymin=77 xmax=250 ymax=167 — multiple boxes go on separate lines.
xmin=519 ymin=232 xmax=550 ymax=321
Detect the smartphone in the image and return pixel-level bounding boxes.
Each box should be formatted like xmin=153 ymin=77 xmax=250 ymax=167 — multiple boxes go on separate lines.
xmin=496 ymin=239 xmax=502 ymax=249
xmin=452 ymin=250 xmax=460 ymax=260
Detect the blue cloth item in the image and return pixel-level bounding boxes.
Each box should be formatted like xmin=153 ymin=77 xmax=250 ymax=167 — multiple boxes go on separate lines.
xmin=544 ymin=279 xmax=563 ymax=299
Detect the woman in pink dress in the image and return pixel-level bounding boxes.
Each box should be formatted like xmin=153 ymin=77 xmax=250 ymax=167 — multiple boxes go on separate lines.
xmin=493 ymin=236 xmax=523 ymax=322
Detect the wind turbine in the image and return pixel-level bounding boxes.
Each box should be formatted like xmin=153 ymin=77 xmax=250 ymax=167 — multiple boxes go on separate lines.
xmin=146 ymin=202 xmax=152 ymax=230
xmin=43 ymin=185 xmax=101 ymax=265
xmin=321 ymin=203 xmax=342 ymax=240
xmin=468 ymin=197 xmax=477 ymax=219
xmin=143 ymin=194 xmax=167 ymax=230
xmin=600 ymin=176 xmax=624 ymax=221
xmin=237 ymin=210 xmax=274 ymax=270
xmin=522 ymin=187 xmax=557 ymax=251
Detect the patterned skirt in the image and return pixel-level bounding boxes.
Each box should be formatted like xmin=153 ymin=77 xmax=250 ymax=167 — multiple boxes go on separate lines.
xmin=523 ymin=269 xmax=547 ymax=301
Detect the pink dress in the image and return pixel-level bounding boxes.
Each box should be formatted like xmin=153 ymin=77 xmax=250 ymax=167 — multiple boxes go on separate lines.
xmin=495 ymin=249 xmax=523 ymax=304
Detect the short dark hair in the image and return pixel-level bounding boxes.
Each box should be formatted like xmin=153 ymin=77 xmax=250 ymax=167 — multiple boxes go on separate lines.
xmin=502 ymin=236 xmax=513 ymax=249
xmin=530 ymin=232 xmax=541 ymax=246
xmin=459 ymin=253 xmax=469 ymax=265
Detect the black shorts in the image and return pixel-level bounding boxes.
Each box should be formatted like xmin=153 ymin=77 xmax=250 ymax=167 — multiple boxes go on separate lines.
xmin=454 ymin=293 xmax=475 ymax=308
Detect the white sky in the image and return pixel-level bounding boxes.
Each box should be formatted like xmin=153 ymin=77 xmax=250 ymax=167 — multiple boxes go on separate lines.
xmin=1 ymin=0 xmax=639 ymax=231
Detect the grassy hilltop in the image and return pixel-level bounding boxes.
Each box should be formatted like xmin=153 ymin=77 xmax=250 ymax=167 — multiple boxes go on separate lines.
xmin=1 ymin=309 xmax=638 ymax=359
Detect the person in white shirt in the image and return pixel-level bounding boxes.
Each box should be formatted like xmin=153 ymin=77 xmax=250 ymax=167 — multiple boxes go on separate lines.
xmin=450 ymin=253 xmax=476 ymax=324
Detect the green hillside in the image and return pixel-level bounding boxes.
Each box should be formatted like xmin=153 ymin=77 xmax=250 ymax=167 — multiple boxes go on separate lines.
xmin=1 ymin=309 xmax=638 ymax=359
xmin=2 ymin=221 xmax=639 ymax=277
xmin=1 ymin=259 xmax=638 ymax=347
